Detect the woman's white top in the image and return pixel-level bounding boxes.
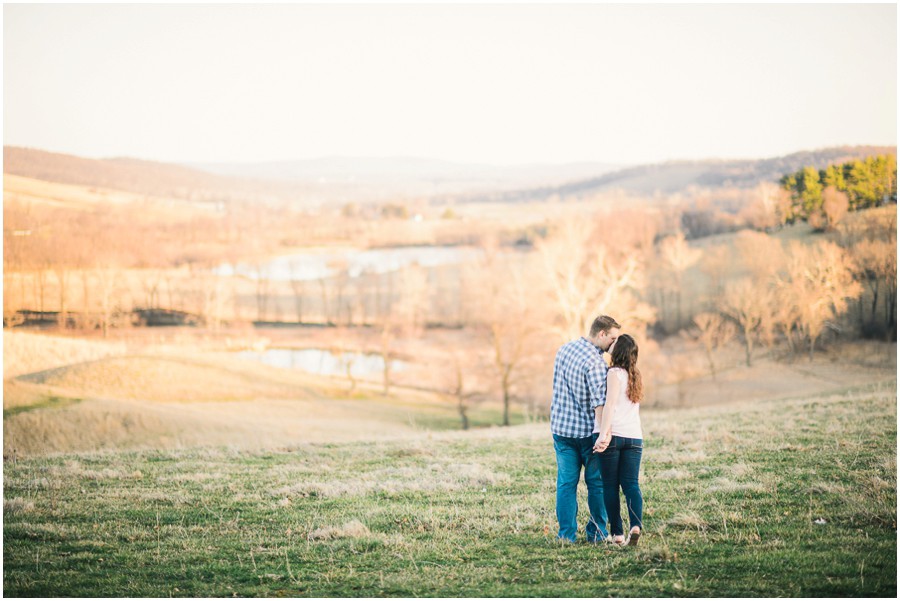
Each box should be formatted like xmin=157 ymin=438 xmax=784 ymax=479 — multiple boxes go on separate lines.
xmin=593 ymin=367 xmax=642 ymax=439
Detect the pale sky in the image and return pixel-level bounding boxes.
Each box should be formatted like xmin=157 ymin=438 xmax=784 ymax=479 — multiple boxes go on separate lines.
xmin=3 ymin=3 xmax=897 ymax=166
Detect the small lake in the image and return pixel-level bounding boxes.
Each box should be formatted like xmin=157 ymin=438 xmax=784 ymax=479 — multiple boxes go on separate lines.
xmin=215 ymin=245 xmax=481 ymax=281
xmin=237 ymin=348 xmax=409 ymax=377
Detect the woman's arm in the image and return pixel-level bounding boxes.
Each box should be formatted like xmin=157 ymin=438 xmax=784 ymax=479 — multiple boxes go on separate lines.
xmin=593 ymin=368 xmax=621 ymax=452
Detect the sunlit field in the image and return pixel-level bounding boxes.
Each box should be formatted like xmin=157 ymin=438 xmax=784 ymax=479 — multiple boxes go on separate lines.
xmin=4 ymin=2 xmax=897 ymax=597
xmin=4 ymin=377 xmax=895 ymax=597
xmin=3 ymin=114 xmax=896 ymax=600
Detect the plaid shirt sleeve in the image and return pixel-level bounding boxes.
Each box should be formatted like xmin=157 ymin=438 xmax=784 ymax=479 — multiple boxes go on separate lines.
xmin=586 ymin=357 xmax=608 ymax=409
xmin=551 ymin=338 xmax=609 ymax=438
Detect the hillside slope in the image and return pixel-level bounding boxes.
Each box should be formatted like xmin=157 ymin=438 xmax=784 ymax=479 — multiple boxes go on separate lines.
xmin=3 ymin=146 xmax=304 ymax=204
xmin=467 ymin=145 xmax=897 ymax=201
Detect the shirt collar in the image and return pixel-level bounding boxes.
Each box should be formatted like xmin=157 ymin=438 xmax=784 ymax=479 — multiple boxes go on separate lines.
xmin=580 ymin=336 xmax=602 ymax=353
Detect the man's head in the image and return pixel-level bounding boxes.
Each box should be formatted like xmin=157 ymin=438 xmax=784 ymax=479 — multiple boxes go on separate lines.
xmin=588 ymin=315 xmax=621 ymax=352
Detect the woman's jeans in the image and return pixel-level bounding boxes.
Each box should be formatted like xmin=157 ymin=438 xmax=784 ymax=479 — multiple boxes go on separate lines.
xmin=552 ymin=433 xmax=608 ymax=542
xmin=598 ymin=436 xmax=643 ymax=536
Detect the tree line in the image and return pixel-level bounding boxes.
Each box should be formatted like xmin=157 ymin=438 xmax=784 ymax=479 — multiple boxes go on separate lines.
xmin=780 ymin=154 xmax=897 ymax=227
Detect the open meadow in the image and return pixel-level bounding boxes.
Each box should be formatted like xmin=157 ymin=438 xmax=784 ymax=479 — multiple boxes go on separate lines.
xmin=2 ymin=328 xmax=897 ymax=596
xmin=3 ymin=373 xmax=896 ymax=596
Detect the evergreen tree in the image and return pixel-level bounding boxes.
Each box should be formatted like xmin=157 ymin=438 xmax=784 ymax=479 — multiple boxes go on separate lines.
xmin=799 ymin=166 xmax=824 ymax=214
xmin=780 ymin=153 xmax=897 ymax=221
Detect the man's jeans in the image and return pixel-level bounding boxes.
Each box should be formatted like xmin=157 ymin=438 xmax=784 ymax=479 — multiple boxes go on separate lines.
xmin=553 ymin=433 xmax=608 ymax=542
xmin=598 ymin=435 xmax=643 ymax=537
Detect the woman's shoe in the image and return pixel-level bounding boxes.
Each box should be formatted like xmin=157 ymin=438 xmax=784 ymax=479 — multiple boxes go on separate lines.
xmin=627 ymin=526 xmax=641 ymax=546
xmin=606 ymin=534 xmax=626 ymax=546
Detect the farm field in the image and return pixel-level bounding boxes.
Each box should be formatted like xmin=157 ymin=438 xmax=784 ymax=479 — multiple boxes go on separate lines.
xmin=3 ymin=375 xmax=896 ymax=596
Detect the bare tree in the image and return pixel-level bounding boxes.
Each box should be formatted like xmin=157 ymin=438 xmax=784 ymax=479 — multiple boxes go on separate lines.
xmin=535 ymin=217 xmax=655 ymax=342
xmin=699 ymin=244 xmax=731 ymax=299
xmin=95 ymin=266 xmax=123 ymax=338
xmin=331 ymin=328 xmax=360 ymax=394
xmin=692 ymin=312 xmax=736 ymax=379
xmin=658 ymin=232 xmax=702 ymax=330
xmin=779 ymin=241 xmax=864 ymax=360
xmin=720 ymin=278 xmax=775 ymax=367
xmin=443 ymin=350 xmax=486 ymax=430
xmin=253 ymin=261 xmax=271 ymax=323
xmin=465 ymin=245 xmax=547 ymax=426
xmin=732 ymin=230 xmax=784 ymax=282
xmin=771 ymin=282 xmax=802 ymax=356
xmin=288 ymin=261 xmax=308 ymax=324
xmin=374 ymin=264 xmax=429 ymax=396
xmin=821 ymin=187 xmax=850 ymax=231
xmin=200 ymin=272 xmax=227 ymax=331
xmin=853 ymin=239 xmax=895 ymax=326
xmin=741 ymin=182 xmax=792 ymax=230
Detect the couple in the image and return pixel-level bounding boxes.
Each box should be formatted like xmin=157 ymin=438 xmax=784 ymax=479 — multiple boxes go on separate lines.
xmin=550 ymin=315 xmax=644 ymax=546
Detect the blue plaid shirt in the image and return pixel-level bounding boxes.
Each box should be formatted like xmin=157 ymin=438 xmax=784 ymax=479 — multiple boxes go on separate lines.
xmin=550 ymin=337 xmax=608 ymax=438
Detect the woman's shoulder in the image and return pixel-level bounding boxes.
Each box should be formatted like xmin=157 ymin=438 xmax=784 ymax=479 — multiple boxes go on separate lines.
xmin=608 ymin=366 xmax=628 ymax=379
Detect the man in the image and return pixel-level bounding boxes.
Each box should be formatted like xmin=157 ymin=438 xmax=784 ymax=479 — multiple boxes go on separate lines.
xmin=550 ymin=315 xmax=621 ymax=543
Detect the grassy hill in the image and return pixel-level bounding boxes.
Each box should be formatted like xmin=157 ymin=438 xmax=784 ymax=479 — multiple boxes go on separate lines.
xmin=3 ymin=376 xmax=895 ymax=596
xmin=3 ymin=146 xmax=317 ymax=206
xmin=466 ymin=145 xmax=897 ymax=202
xmin=2 ymin=331 xmax=524 ymax=456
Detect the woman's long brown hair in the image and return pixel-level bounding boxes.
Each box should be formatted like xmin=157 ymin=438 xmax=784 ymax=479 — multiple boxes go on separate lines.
xmin=609 ymin=334 xmax=643 ymax=403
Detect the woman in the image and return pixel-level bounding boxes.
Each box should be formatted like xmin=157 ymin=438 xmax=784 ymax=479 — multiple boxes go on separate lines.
xmin=593 ymin=333 xmax=644 ymax=546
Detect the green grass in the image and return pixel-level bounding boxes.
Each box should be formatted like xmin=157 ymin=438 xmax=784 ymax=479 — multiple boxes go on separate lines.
xmin=2 ymin=395 xmax=83 ymax=419
xmin=4 ymin=379 xmax=896 ymax=597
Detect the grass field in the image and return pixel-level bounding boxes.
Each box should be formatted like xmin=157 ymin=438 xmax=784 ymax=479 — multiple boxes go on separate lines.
xmin=4 ymin=375 xmax=895 ymax=597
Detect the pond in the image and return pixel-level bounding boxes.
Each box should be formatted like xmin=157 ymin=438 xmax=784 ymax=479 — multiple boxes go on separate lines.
xmin=215 ymin=245 xmax=481 ymax=281
xmin=237 ymin=348 xmax=409 ymax=378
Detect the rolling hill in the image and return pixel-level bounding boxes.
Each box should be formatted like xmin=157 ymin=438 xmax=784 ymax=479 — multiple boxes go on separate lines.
xmin=4 ymin=146 xmax=618 ymax=205
xmin=5 ymin=144 xmax=896 ymax=207
xmin=461 ymin=145 xmax=898 ymax=202
xmin=3 ymin=146 xmax=275 ymax=203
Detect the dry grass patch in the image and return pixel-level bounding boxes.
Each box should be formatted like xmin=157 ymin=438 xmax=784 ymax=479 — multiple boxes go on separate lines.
xmin=652 ymin=468 xmax=692 ymax=481
xmin=158 ymin=472 xmax=224 ymax=484
xmin=16 ymin=356 xmax=301 ymax=403
xmin=665 ymin=511 xmax=710 ymax=531
xmin=308 ymin=520 xmax=371 ymax=541
xmin=808 ymin=481 xmax=846 ymax=495
xmin=706 ymin=477 xmax=765 ymax=494
xmin=727 ymin=463 xmax=753 ymax=477
xmin=4 ymin=498 xmax=35 ymax=515
xmin=4 ymin=331 xmax=128 ymax=380
xmin=3 ymin=393 xmax=430 ymax=456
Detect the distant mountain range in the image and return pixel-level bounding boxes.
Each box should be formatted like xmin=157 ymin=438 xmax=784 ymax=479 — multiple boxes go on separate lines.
xmin=187 ymin=156 xmax=620 ymax=187
xmin=4 ymin=145 xmax=895 ymax=206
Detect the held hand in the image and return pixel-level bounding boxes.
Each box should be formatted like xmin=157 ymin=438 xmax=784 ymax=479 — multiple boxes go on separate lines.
xmin=593 ymin=432 xmax=612 ymax=453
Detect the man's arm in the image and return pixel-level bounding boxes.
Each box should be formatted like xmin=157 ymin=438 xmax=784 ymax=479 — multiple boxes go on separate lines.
xmin=586 ymin=358 xmax=608 ymax=410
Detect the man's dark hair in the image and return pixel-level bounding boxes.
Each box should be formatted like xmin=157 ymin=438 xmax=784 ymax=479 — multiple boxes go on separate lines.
xmin=589 ymin=315 xmax=621 ymax=337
